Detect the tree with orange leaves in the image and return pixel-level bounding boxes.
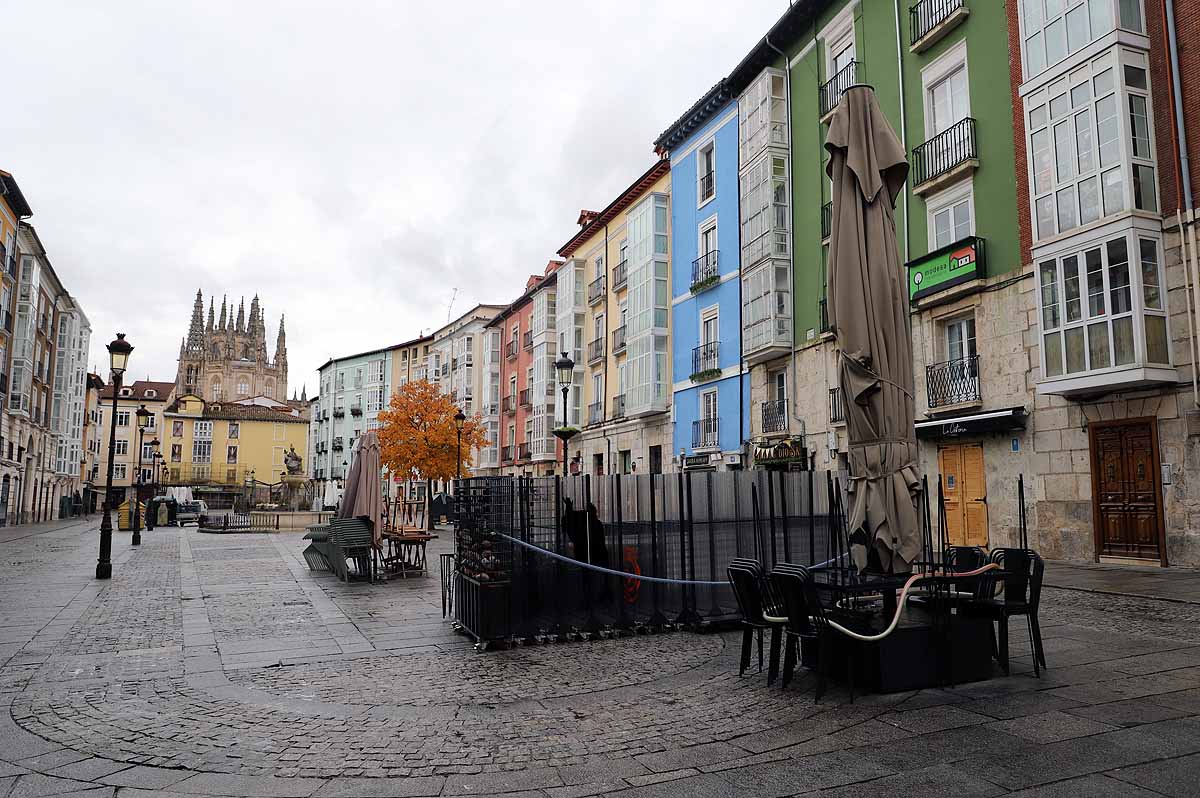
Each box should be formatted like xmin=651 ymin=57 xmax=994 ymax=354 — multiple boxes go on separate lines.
xmin=377 ymin=379 xmax=487 ymax=493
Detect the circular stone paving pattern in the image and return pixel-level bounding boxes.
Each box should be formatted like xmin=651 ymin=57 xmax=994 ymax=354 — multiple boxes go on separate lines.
xmin=229 ymin=631 xmax=726 ymax=707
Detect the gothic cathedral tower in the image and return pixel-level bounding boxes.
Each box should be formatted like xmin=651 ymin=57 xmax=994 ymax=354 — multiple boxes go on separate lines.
xmin=175 ymin=289 xmax=289 ymax=402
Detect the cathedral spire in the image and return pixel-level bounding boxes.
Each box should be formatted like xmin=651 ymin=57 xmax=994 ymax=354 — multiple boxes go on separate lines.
xmin=207 ymin=298 xmax=215 ymax=331
xmin=300 ymin=384 xmax=306 ymax=402
xmin=219 ymin=295 xmax=228 ymax=329
xmin=275 ymin=314 xmax=287 ymax=365
xmin=187 ymin=289 xmax=204 ymax=349
xmin=236 ymin=298 xmax=245 ymax=333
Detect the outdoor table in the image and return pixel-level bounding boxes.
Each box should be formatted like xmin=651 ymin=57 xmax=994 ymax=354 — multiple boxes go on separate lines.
xmin=379 ymin=529 xmax=434 ymax=578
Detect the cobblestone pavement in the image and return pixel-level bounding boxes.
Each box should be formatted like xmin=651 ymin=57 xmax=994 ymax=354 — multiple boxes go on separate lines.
xmin=0 ymin=520 xmax=1197 ymax=797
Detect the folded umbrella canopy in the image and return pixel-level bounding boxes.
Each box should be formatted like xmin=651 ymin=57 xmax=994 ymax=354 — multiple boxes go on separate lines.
xmin=338 ymin=430 xmax=385 ymax=546
xmin=825 ymin=85 xmax=922 ymax=574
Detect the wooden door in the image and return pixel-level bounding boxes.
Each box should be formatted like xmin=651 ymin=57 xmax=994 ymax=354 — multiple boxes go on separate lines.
xmin=939 ymin=443 xmax=988 ymax=548
xmin=1091 ymin=420 xmax=1164 ymax=561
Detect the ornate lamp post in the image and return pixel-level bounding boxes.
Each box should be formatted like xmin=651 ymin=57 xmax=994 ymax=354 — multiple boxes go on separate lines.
xmin=454 ymin=408 xmax=466 ymax=484
xmin=552 ymin=353 xmax=578 ymax=478
xmin=132 ymin=405 xmax=151 ymax=545
xmin=144 ymin=440 xmax=160 ymax=531
xmin=97 ymin=333 xmax=132 ymax=580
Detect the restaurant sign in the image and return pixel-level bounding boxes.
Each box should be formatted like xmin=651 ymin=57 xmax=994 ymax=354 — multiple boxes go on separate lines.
xmin=907 ymin=236 xmax=985 ymax=301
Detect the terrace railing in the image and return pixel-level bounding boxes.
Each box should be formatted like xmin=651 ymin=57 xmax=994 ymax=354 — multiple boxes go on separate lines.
xmin=912 ymin=117 xmax=977 ymax=189
xmin=829 ymin=387 xmax=845 ymax=424
xmin=612 ymin=325 xmax=627 ymax=354
xmin=927 ymin=354 xmax=981 ymax=408
xmin=910 ymin=0 xmax=965 ymax=47
xmin=691 ymin=250 xmax=719 ymax=292
xmin=762 ymin=399 xmax=788 ymax=434
xmin=691 ymin=342 xmax=719 ymax=379
xmin=692 ymin=417 xmax=719 ymax=449
xmin=819 ymin=60 xmax=858 ymax=118
xmin=588 ymin=275 xmax=606 ymax=305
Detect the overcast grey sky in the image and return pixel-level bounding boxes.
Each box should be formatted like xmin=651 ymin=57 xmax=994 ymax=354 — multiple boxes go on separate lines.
xmin=6 ymin=1 xmax=787 ymax=395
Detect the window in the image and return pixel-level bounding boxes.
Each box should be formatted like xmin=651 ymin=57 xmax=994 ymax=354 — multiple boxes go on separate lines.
xmin=227 ymin=445 xmax=238 ymax=464
xmin=115 ymin=410 xmax=130 ymax=427
xmin=1026 ymin=48 xmax=1156 ymax=242
xmin=171 ymin=444 xmax=182 ymax=462
xmin=927 ymin=183 xmax=975 ymax=250
xmin=1019 ymin=0 xmax=1136 ymax=79
xmin=1037 ymin=231 xmax=1169 ymax=380
xmin=772 ymin=370 xmax=788 ymax=404
xmin=113 ymin=464 xmax=127 ymax=481
xmin=114 ymin=440 xmax=128 ymax=457
xmin=740 ymin=153 xmax=790 ymax=267
xmin=830 ymin=31 xmax=855 ymax=77
xmin=742 ymin=261 xmax=791 ymax=353
xmin=738 ymin=68 xmax=788 ymax=164
xmin=211 ymin=380 xmax=223 ymax=401
xmin=194 ymin=420 xmax=212 ymax=439
xmin=236 ymin=377 xmax=249 ymax=397
xmin=170 ymin=420 xmax=183 ymax=438
xmin=697 ymin=141 xmax=716 ymax=205
xmin=929 ymin=66 xmax=969 ymax=136
xmin=226 ymin=421 xmax=238 ymax=439
xmin=946 ymin=317 xmax=978 ymax=361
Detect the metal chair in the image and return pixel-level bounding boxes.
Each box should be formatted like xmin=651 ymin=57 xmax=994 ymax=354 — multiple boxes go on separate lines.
xmin=771 ymin=563 xmax=848 ymax=702
xmin=726 ymin=559 xmax=786 ymax=680
xmin=967 ymin=548 xmax=1046 ymax=676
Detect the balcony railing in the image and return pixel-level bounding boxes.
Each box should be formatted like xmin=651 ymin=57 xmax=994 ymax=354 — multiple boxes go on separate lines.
xmin=699 ymin=170 xmax=714 ymax=202
xmin=912 ymin=117 xmax=977 ymax=190
xmin=333 ymin=437 xmax=345 ymax=451
xmin=332 ymin=408 xmax=345 ymax=418
xmin=910 ymin=0 xmax=966 ymax=49
xmin=519 ymin=388 xmax=531 ymax=408
xmin=692 ymin=417 xmax=719 ymax=450
xmin=0 ymin=372 xmax=7 ymax=395
xmin=691 ymin=342 xmax=720 ymax=380
xmin=501 ymin=445 xmax=514 ymax=462
xmin=522 ymin=330 xmax=533 ymax=350
xmin=350 ymin=404 xmax=362 ymax=416
xmin=612 ymin=325 xmax=627 ymax=353
xmin=588 ymin=275 xmax=606 ymax=305
xmin=505 ymin=340 xmax=518 ymax=360
xmin=612 ymin=394 xmax=625 ymax=419
xmin=518 ymin=443 xmax=531 ymax=460
xmin=587 ymin=401 xmax=603 ymax=426
xmin=829 ymin=388 xmax=845 ymax=425
xmin=612 ymin=260 xmax=628 ymax=290
xmin=691 ymin=250 xmax=720 ymax=292
xmin=503 ymin=394 xmax=517 ymax=414
xmin=819 ymin=60 xmax=859 ymax=118
xmin=587 ymin=337 xmax=605 ymax=365
xmin=762 ymin=399 xmax=788 ymax=434
xmin=820 ymin=297 xmax=831 ymax=333
xmin=927 ymin=354 xmax=981 ymax=408
xmin=821 ymin=201 xmax=832 ymax=240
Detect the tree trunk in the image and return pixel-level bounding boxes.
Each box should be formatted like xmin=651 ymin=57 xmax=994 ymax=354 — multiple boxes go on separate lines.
xmin=425 ymin=478 xmax=434 ymax=531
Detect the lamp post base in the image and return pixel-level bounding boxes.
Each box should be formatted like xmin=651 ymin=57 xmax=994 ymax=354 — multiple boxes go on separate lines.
xmin=96 ymin=561 xmax=112 ymax=580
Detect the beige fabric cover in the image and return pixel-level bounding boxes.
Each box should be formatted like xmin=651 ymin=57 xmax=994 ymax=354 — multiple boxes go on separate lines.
xmin=824 ymin=85 xmax=922 ymax=574
xmin=338 ymin=430 xmax=385 ymax=546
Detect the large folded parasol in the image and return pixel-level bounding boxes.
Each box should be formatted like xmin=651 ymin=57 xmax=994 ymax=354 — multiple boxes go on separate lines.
xmin=825 ymin=85 xmax=922 ymax=574
xmin=337 ymin=430 xmax=384 ymax=546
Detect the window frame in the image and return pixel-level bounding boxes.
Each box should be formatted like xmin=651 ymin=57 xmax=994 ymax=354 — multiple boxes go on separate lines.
xmin=697 ymin=139 xmax=717 ymax=208
xmin=925 ymin=180 xmax=976 ymax=252
xmin=921 ymin=39 xmax=970 ymax=140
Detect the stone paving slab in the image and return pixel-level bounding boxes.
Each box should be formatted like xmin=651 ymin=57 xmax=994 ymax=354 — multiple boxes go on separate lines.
xmin=0 ymin=519 xmax=1194 ymax=796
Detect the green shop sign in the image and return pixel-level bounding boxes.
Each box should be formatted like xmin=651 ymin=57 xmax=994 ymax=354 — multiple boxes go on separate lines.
xmin=907 ymin=236 xmax=986 ymax=301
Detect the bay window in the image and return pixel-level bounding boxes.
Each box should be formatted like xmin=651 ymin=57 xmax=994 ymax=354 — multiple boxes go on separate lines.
xmin=739 ymin=152 xmax=790 ymax=268
xmin=1037 ymin=228 xmax=1171 ymax=391
xmin=1027 ymin=48 xmax=1157 ymax=242
xmin=624 ymin=194 xmax=670 ymax=416
xmin=742 ymin=260 xmax=791 ymax=358
xmin=1020 ymin=0 xmax=1143 ymax=80
xmin=738 ymin=68 xmax=787 ymax=165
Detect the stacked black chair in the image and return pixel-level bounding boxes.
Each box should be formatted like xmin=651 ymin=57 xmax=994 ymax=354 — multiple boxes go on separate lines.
xmin=770 ymin=563 xmax=850 ymax=702
xmin=966 ymin=548 xmax=1046 ymax=676
xmin=727 ymin=559 xmax=786 ymax=679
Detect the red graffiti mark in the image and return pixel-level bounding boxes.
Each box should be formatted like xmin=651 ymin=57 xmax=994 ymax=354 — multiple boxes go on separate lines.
xmin=623 ymin=546 xmax=641 ymax=605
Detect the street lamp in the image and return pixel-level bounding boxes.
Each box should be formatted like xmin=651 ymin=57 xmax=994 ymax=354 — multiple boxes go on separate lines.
xmin=553 ymin=353 xmax=578 ymax=478
xmin=146 ymin=448 xmax=162 ymax=530
xmin=97 ymin=333 xmax=132 ymax=580
xmin=132 ymin=405 xmax=151 ymax=545
xmin=454 ymin=408 xmax=466 ymax=484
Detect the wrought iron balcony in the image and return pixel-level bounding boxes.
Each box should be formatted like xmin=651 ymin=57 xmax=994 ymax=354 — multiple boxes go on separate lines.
xmin=587 ymin=337 xmax=606 ymax=365
xmin=691 ymin=342 xmax=720 ymax=380
xmin=0 ymin=372 xmax=8 ymax=395
xmin=505 ymin=340 xmax=518 ymax=360
xmin=691 ymin=250 xmax=720 ymax=293
xmin=612 ymin=260 xmax=628 ymax=290
xmin=518 ymin=443 xmax=531 ymax=460
xmin=503 ymin=394 xmax=517 ymax=415
xmin=820 ymin=60 xmax=859 ymax=118
xmin=519 ymin=388 xmax=531 ymax=408
xmin=332 ymin=408 xmax=345 ymax=418
xmin=692 ymin=417 xmax=719 ymax=450
xmin=699 ymin=170 xmax=715 ymax=202
xmin=333 ymin=437 xmax=345 ymax=451
xmin=612 ymin=394 xmax=625 ymax=419
xmin=522 ymin=330 xmax=533 ymax=350
xmin=821 ymin=201 xmax=832 ymax=240
xmin=829 ymin=387 xmax=845 ymax=425
xmin=501 ymin=445 xmax=514 ymax=462
xmin=587 ymin=401 xmax=603 ymax=426
xmin=820 ymin=297 xmax=831 ymax=334
xmin=927 ymin=354 xmax=981 ymax=409
xmin=762 ymin=399 xmax=788 ymax=434
xmin=912 ymin=117 xmax=977 ymax=193
xmin=350 ymin=403 xmax=362 ymax=416
xmin=588 ymin=275 xmax=606 ymax=305
xmin=612 ymin=325 xmax=627 ymax=354
xmin=910 ymin=0 xmax=967 ymax=50
xmin=439 ymin=363 xmax=450 ymax=377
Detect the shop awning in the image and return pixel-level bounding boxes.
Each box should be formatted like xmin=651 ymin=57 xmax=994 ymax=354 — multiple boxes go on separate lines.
xmin=752 ymin=438 xmax=809 ymax=466
xmin=915 ymin=407 xmax=1027 ymax=439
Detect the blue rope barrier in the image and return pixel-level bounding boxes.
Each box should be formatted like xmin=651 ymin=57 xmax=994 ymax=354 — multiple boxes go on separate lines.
xmin=496 ymin=532 xmax=845 ymax=586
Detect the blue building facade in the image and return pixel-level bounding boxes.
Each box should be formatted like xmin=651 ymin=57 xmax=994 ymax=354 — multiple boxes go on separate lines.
xmin=657 ymin=82 xmax=749 ymax=470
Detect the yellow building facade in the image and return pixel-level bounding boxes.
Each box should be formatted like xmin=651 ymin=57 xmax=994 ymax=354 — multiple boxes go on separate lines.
xmin=163 ymin=395 xmax=309 ymax=506
xmin=556 ymin=160 xmax=674 ymax=475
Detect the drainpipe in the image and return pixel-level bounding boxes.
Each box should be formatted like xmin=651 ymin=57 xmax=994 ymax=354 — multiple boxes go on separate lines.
xmin=1181 ymin=211 xmax=1199 ymax=407
xmin=893 ymin=0 xmax=910 ymax=264
xmin=1164 ymin=0 xmax=1200 ymax=408
xmin=764 ymin=34 xmax=801 ymax=438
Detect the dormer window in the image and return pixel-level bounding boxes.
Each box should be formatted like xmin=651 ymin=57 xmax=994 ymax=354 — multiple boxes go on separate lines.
xmin=145 ymin=389 xmax=157 ymax=398
xmin=119 ymin=387 xmax=132 ymax=397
